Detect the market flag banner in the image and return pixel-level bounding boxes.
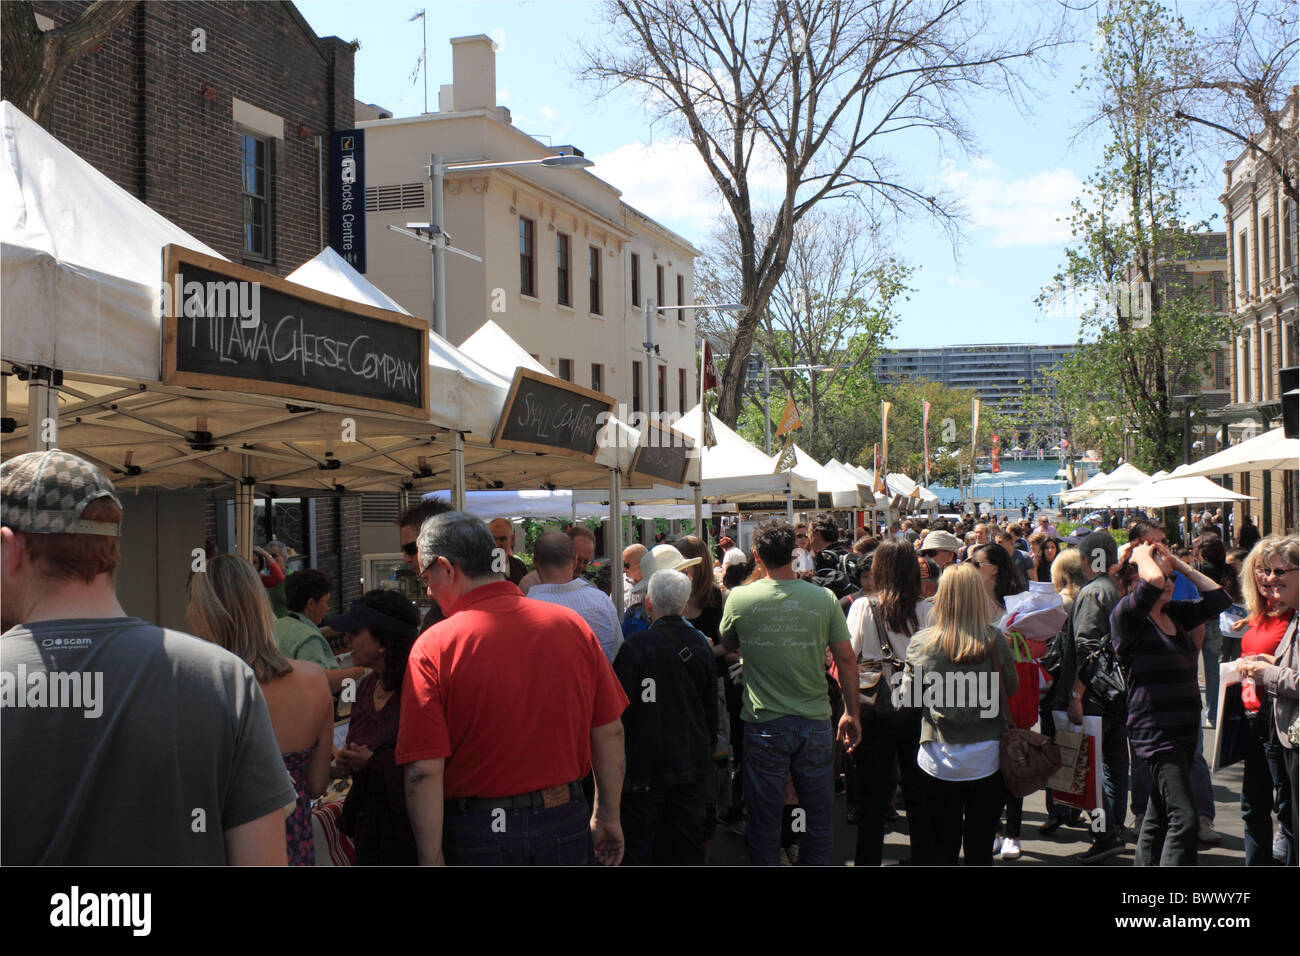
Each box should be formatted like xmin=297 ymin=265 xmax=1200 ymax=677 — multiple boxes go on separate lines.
xmin=970 ymin=397 xmax=982 ymax=462
xmin=922 ymin=399 xmax=932 ymax=487
xmin=872 ymin=444 xmax=887 ymax=495
xmin=701 ymin=341 xmax=720 ymax=392
xmin=161 ymin=245 xmax=428 ymax=418
xmin=776 ymin=391 xmax=802 ymax=438
xmin=991 ymin=432 xmax=1001 ymax=474
xmin=329 ymin=129 xmax=366 ymax=273
xmin=774 ymin=436 xmax=798 ymax=472
xmin=880 ymin=400 xmax=891 ymax=474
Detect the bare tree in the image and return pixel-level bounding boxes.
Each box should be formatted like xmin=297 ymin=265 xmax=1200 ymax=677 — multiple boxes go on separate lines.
xmin=1170 ymin=0 xmax=1297 ymax=204
xmin=577 ymin=1 xmax=1065 ymax=425
xmin=2 ymin=0 xmax=140 ymax=128
xmin=697 ymin=205 xmax=909 ymax=459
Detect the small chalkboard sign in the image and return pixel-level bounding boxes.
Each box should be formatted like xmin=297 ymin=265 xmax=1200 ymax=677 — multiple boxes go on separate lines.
xmin=162 ymin=246 xmax=429 ymax=419
xmin=491 ymin=368 xmax=616 ymax=460
xmin=629 ymin=420 xmax=694 ymax=488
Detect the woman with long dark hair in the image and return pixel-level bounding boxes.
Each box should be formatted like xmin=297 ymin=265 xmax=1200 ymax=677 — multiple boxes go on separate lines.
xmin=847 ymin=541 xmax=934 ymax=866
xmin=1028 ymin=532 xmax=1060 ymax=584
xmin=330 ymin=589 xmax=421 ymax=864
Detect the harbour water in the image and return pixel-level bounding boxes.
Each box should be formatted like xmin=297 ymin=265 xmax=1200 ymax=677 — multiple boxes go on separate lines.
xmin=926 ymin=458 xmax=1070 ymax=511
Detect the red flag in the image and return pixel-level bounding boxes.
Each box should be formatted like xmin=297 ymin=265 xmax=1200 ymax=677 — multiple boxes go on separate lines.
xmin=991 ymin=433 xmax=1001 ymax=474
xmin=702 ymin=342 xmax=720 ymax=392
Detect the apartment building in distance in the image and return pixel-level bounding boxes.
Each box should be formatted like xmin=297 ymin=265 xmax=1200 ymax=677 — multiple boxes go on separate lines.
xmin=1218 ymin=87 xmax=1299 ymax=534
xmin=873 ymin=343 xmax=1077 ymax=437
xmin=358 ymin=35 xmax=700 ymax=420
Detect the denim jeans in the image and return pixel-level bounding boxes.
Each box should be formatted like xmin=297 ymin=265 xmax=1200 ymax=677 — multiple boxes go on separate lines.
xmin=1096 ymin=714 xmax=1129 ymax=840
xmin=743 ymin=716 xmax=835 ymax=866
xmin=1241 ymin=712 xmax=1296 ymax=866
xmin=1135 ymin=750 xmax=1198 ymax=866
xmin=443 ymin=795 xmax=591 ymax=866
xmin=1131 ymin=729 xmax=1215 ymax=820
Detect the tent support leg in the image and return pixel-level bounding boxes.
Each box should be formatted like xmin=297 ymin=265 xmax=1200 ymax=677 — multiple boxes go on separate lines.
xmin=450 ymin=432 xmax=466 ymax=511
xmin=785 ymin=489 xmax=794 ymax=525
xmin=235 ymin=456 xmax=255 ymax=561
xmin=27 ymin=366 xmax=59 ymax=452
xmin=609 ymin=469 xmax=623 ymax=619
xmin=693 ymin=483 xmax=703 ymax=540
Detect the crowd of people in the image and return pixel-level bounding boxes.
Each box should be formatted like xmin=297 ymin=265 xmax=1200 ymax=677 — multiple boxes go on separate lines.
xmin=1 ymin=448 xmax=1295 ymax=868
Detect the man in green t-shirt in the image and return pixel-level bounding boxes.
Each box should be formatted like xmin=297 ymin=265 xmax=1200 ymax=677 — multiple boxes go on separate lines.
xmin=274 ymin=569 xmax=364 ymax=695
xmin=720 ymin=521 xmax=860 ymax=866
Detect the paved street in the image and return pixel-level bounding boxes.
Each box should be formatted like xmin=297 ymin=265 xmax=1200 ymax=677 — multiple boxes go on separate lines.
xmin=709 ymin=725 xmax=1261 ymax=866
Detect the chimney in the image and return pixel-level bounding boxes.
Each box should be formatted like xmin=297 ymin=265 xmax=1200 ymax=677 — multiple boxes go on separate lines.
xmin=450 ymin=35 xmax=497 ymax=112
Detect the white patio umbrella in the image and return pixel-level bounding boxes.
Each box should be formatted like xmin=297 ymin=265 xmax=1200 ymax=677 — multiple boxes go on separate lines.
xmin=1119 ymin=472 xmax=1255 ymax=507
xmin=1167 ymin=428 xmax=1299 ymax=478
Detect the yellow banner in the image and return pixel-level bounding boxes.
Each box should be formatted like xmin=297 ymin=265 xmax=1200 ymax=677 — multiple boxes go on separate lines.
xmin=774 ymin=435 xmax=798 ymax=472
xmin=970 ymin=397 xmax=981 ymax=462
xmin=776 ymin=391 xmax=803 ymax=438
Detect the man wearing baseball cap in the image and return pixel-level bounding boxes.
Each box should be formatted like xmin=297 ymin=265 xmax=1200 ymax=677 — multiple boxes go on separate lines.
xmin=1 ymin=449 xmax=297 ymax=865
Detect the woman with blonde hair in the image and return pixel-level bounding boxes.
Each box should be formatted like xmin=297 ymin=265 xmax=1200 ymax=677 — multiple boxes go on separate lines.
xmin=1235 ymin=534 xmax=1298 ymax=866
xmin=187 ymin=554 xmax=334 ymax=865
xmin=905 ymin=562 xmax=1018 ymax=865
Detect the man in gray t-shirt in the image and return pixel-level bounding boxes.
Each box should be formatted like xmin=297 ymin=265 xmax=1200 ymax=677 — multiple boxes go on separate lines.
xmin=1 ymin=450 xmax=295 ymax=865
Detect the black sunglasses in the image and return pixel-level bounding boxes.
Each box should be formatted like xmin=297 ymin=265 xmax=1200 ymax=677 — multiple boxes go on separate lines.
xmin=402 ymin=542 xmax=419 ymax=556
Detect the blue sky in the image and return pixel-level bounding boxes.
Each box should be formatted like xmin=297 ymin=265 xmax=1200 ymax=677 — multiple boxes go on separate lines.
xmin=297 ymin=0 xmax=1231 ymax=350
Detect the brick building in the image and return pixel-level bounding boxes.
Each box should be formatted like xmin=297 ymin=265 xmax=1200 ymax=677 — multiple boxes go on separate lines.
xmin=27 ymin=1 xmax=366 ymax=620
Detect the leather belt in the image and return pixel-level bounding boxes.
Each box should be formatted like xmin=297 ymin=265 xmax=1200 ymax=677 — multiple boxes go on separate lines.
xmin=445 ymin=780 xmax=584 ymax=815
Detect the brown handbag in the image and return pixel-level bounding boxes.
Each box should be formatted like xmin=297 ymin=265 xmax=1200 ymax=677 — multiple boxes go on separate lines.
xmin=992 ymin=637 xmax=1062 ymax=797
xmin=857 ymin=599 xmax=905 ymax=716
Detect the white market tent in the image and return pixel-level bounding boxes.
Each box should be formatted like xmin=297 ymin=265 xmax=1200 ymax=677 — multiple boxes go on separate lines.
xmin=887 ymin=471 xmax=940 ymax=511
xmin=1059 ymin=468 xmax=1110 ymax=505
xmin=674 ymin=404 xmax=816 ymax=502
xmin=824 ymin=459 xmax=891 ymax=511
xmin=1163 ymin=428 xmax=1300 ymax=479
xmin=1064 ymin=463 xmax=1150 ymax=510
xmin=0 ymin=100 xmax=620 ymax=499
xmin=1117 ymin=468 xmax=1254 ymax=507
xmin=792 ymin=445 xmax=865 ymax=508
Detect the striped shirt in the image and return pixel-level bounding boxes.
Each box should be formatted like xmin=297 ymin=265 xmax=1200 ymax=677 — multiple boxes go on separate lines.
xmin=527 ymin=579 xmax=623 ymax=663
xmin=1110 ymin=579 xmax=1229 ymax=760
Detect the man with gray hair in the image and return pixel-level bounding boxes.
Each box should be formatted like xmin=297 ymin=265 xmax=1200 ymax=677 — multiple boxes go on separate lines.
xmin=612 ymin=569 xmax=718 ymax=865
xmin=396 ymin=511 xmax=628 ymax=866
xmin=529 ymin=530 xmax=622 ymax=663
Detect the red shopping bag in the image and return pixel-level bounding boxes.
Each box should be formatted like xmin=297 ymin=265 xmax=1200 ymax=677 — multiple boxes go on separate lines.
xmin=1005 ymin=631 xmax=1040 ymax=730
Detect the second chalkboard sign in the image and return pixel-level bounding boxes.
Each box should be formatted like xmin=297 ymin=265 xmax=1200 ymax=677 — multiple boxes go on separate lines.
xmin=629 ymin=419 xmax=694 ymax=487
xmin=492 ymin=368 xmax=616 ymax=460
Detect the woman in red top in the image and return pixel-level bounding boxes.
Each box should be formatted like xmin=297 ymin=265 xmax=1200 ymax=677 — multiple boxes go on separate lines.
xmin=1235 ymin=535 xmax=1298 ymax=866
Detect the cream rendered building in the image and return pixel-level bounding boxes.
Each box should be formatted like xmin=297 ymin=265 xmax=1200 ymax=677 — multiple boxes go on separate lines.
xmin=358 ymin=35 xmax=699 ymax=425
xmin=1219 ymin=88 xmax=1298 ymax=534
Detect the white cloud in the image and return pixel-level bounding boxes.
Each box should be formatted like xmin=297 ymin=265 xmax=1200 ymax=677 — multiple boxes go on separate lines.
xmin=590 ymin=136 xmax=785 ymax=243
xmin=937 ymin=159 xmax=1082 ymax=248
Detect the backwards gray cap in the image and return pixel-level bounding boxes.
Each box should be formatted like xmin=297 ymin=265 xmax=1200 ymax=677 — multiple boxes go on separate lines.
xmin=1 ymin=450 xmax=122 ymax=536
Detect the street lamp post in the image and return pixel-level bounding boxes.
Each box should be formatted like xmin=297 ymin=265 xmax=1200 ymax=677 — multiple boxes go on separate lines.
xmin=389 ymin=151 xmax=594 ymax=509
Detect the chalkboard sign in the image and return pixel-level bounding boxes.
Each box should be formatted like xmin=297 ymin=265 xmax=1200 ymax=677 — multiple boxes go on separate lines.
xmin=629 ymin=419 xmax=694 ymax=487
xmin=162 ymin=246 xmax=429 ymax=419
xmin=491 ymin=368 xmax=616 ymax=460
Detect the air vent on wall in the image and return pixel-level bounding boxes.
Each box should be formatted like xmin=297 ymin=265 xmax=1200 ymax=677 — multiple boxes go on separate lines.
xmin=365 ymin=182 xmax=426 ymax=213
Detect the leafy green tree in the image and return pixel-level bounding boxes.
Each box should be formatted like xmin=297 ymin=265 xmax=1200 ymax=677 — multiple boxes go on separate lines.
xmin=1038 ymin=0 xmax=1235 ymax=473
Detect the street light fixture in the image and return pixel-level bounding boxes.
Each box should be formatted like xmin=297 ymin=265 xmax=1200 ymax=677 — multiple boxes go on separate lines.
xmin=392 ymin=152 xmax=595 ymax=341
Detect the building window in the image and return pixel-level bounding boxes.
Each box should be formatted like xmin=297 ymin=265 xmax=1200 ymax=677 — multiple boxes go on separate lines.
xmin=678 ymin=368 xmax=687 ymax=413
xmin=591 ymin=363 xmax=602 ymax=393
xmin=1264 ymin=331 xmax=1273 ymax=399
xmin=657 ymin=365 xmax=667 ymax=413
xmin=1261 ymin=216 xmax=1271 ymax=282
xmin=1214 ymin=349 xmax=1226 ymax=390
xmin=558 ymin=358 xmax=572 ymax=382
xmin=1240 ymin=232 xmax=1250 ymax=298
xmin=630 ymin=253 xmax=641 ymax=307
xmin=520 ymin=218 xmax=536 ymax=297
xmin=632 ymin=360 xmax=642 ymax=413
xmin=589 ymin=246 xmax=602 ymax=315
xmin=676 ymin=274 xmax=685 ymax=320
xmin=656 ymin=265 xmax=665 ymax=314
xmin=556 ymin=233 xmax=571 ymax=306
xmin=241 ymin=133 xmax=269 ymax=260
xmin=1284 ymin=206 xmax=1294 ymax=273
xmin=1211 ymin=271 xmax=1224 ymax=311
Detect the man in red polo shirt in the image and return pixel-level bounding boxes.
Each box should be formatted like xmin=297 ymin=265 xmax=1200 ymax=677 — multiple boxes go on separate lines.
xmin=397 ymin=511 xmax=628 ymax=866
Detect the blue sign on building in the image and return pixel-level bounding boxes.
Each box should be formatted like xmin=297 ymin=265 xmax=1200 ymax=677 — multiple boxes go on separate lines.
xmin=329 ymin=130 xmax=366 ymax=273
